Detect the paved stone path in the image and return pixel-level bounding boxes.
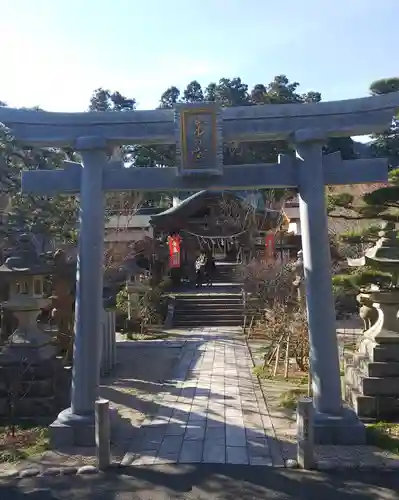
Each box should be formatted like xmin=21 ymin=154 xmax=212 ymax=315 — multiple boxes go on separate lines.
xmin=122 ymin=328 xmax=281 ymax=466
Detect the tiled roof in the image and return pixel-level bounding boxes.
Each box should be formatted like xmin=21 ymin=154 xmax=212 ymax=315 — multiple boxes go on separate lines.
xmin=150 ymin=190 xmax=281 ymax=223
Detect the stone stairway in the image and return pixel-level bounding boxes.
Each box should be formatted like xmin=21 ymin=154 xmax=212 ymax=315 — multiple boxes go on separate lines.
xmin=171 ymin=262 xmax=245 ymax=328
xmin=213 ymin=261 xmax=243 ymax=284
xmin=345 ymin=346 xmax=399 ymax=422
xmin=173 ymin=292 xmax=244 ymax=328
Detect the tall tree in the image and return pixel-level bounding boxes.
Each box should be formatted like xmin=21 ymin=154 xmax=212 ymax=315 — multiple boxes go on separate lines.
xmin=89 ymin=88 xmax=136 ymax=112
xmin=369 ymin=78 xmax=399 ymax=169
xmin=159 ymin=87 xmax=180 ymax=109
xmin=136 ymin=75 xmax=358 ymax=207
xmin=88 ymin=76 xmax=360 ymax=210
xmin=327 ymin=77 xmax=399 ymax=298
xmin=0 ymin=120 xmax=79 ymax=250
xmin=88 ymin=88 xmax=172 ymax=208
xmin=182 ymin=81 xmax=204 ymax=103
xmin=328 ymin=77 xmax=399 ymax=231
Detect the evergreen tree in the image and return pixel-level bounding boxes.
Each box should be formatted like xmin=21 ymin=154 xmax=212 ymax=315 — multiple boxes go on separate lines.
xmin=328 ymin=77 xmax=399 ymax=296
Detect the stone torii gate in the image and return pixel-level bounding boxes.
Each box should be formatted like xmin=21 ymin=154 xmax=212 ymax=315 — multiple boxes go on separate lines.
xmin=1 ymin=94 xmax=399 ymax=446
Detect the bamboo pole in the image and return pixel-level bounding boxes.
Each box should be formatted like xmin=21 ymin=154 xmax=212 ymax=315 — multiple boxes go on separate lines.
xmin=273 ymin=339 xmax=282 ymax=377
xmin=284 ymin=333 xmax=291 ymax=379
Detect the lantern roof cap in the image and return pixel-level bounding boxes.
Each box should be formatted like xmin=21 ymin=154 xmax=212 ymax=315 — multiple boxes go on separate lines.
xmin=0 ymin=233 xmax=53 ymax=275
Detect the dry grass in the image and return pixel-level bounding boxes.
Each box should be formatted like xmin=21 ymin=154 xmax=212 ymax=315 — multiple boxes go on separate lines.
xmin=0 ymin=424 xmax=49 ymax=463
xmin=278 ymin=387 xmax=308 ymax=411
xmin=243 ymin=258 xmax=310 ymax=378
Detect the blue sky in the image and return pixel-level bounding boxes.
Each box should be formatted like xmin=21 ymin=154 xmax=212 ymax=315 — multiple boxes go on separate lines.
xmin=1 ymin=0 xmax=398 ymax=112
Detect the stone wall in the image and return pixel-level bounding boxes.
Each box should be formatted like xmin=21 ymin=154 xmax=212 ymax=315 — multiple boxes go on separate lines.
xmin=0 ymin=357 xmax=71 ymax=423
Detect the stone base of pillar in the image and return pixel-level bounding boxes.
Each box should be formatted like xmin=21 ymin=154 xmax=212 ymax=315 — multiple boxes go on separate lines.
xmin=313 ymin=406 xmax=366 ymax=445
xmin=49 ymin=408 xmax=95 ymax=448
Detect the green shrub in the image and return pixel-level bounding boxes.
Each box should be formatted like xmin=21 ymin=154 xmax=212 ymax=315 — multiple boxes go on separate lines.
xmin=278 ymin=388 xmax=308 ymax=410
xmin=332 ymin=268 xmax=392 ymax=294
xmin=116 ymin=287 xmax=129 ymax=314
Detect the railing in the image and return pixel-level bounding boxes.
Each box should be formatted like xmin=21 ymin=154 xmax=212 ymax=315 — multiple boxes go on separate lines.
xmin=100 ymin=310 xmax=117 ymax=376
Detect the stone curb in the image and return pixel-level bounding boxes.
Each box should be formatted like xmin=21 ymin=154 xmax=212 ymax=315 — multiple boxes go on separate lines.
xmin=1 ymin=464 xmax=105 ymax=480
xmin=283 ymin=458 xmax=399 ymax=471
xmin=6 ymin=460 xmax=399 ymax=479
xmin=116 ymin=340 xmax=186 ymax=349
xmin=315 ymin=460 xmax=399 ymax=471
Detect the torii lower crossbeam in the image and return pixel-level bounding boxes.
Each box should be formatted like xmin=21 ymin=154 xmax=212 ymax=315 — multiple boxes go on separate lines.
xmin=22 ymin=155 xmax=388 ymax=195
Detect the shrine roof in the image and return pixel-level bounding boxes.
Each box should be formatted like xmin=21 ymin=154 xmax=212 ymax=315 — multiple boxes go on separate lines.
xmin=150 ymin=191 xmax=209 ymax=220
xmin=150 ymin=190 xmax=281 ymax=225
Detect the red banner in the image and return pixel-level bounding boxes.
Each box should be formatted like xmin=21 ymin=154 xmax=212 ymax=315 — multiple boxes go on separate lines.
xmin=265 ymin=233 xmax=275 ymax=259
xmin=168 ymin=235 xmax=182 ymax=268
xmin=169 ymin=252 xmax=181 ymax=268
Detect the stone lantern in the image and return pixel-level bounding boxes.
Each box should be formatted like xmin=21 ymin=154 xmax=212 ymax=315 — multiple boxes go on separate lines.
xmin=0 ymin=193 xmax=11 ymax=228
xmin=0 ymin=234 xmax=71 ymax=421
xmin=0 ymin=233 xmax=56 ymax=362
xmin=345 ymin=222 xmax=399 ymax=421
xmin=292 ymin=249 xmax=305 ymax=302
xmin=124 ymin=258 xmax=149 ymax=321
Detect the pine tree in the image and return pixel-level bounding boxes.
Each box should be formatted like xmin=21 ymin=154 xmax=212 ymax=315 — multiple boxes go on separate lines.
xmin=328 ymin=77 xmax=399 ymax=296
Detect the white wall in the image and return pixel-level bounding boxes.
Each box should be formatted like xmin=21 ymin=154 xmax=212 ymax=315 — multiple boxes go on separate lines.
xmin=105 ymin=214 xmax=154 ymax=243
xmin=106 ymin=214 xmax=152 ymax=229
xmin=104 ymin=228 xmax=153 ymax=243
xmin=288 ymin=221 xmax=301 ymax=235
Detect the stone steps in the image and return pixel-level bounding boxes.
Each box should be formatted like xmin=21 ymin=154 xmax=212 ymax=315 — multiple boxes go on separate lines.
xmin=345 ymin=384 xmax=399 ymax=421
xmin=173 ymin=319 xmax=243 ymax=327
xmin=178 ymin=302 xmax=243 ymax=310
xmin=173 ymin=291 xmax=244 ymax=328
xmin=369 ymin=344 xmax=399 ymax=362
xmin=345 ymin=350 xmax=399 ymax=420
xmin=210 ymin=263 xmax=242 ymax=284
xmin=349 ymin=352 xmax=399 ymax=376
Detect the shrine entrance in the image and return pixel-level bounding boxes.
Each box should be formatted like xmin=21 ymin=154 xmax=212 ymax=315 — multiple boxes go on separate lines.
xmin=2 ymin=93 xmax=399 ymax=447
xmin=150 ymin=189 xmax=285 ymax=287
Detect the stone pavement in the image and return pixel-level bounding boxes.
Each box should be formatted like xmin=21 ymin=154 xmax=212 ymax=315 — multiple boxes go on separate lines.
xmin=122 ymin=327 xmax=282 ymax=466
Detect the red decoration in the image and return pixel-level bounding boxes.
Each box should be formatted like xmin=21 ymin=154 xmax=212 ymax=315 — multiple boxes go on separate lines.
xmin=168 ymin=235 xmax=182 ymax=268
xmin=265 ymin=233 xmax=275 ymax=259
xmin=169 ymin=252 xmax=181 ymax=268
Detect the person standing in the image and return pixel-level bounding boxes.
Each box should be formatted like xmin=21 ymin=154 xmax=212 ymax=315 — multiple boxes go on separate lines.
xmin=195 ymin=251 xmax=206 ymax=288
xmin=204 ymin=251 xmax=216 ymax=287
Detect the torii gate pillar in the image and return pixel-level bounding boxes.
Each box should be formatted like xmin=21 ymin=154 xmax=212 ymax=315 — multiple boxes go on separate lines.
xmin=296 ymin=130 xmax=364 ymax=443
xmin=52 ymin=137 xmax=107 ymax=446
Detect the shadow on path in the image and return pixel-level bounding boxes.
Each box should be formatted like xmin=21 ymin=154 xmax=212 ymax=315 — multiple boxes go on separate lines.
xmin=1 ymin=467 xmax=399 ymax=499
xmin=118 ymin=330 xmax=292 ymax=466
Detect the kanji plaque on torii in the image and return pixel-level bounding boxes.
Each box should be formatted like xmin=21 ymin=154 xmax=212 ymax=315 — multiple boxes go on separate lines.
xmin=174 ymin=102 xmax=223 ymax=176
xmin=1 ymin=92 xmax=399 ymax=447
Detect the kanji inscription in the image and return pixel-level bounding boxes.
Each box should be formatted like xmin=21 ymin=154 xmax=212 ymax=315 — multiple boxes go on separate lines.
xmin=175 ymin=103 xmax=223 ymax=176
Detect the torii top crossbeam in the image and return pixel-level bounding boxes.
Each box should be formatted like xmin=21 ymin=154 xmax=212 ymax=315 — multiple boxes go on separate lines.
xmin=0 ymin=92 xmax=398 ymax=146
xmin=0 ymin=93 xmax=398 ymax=194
